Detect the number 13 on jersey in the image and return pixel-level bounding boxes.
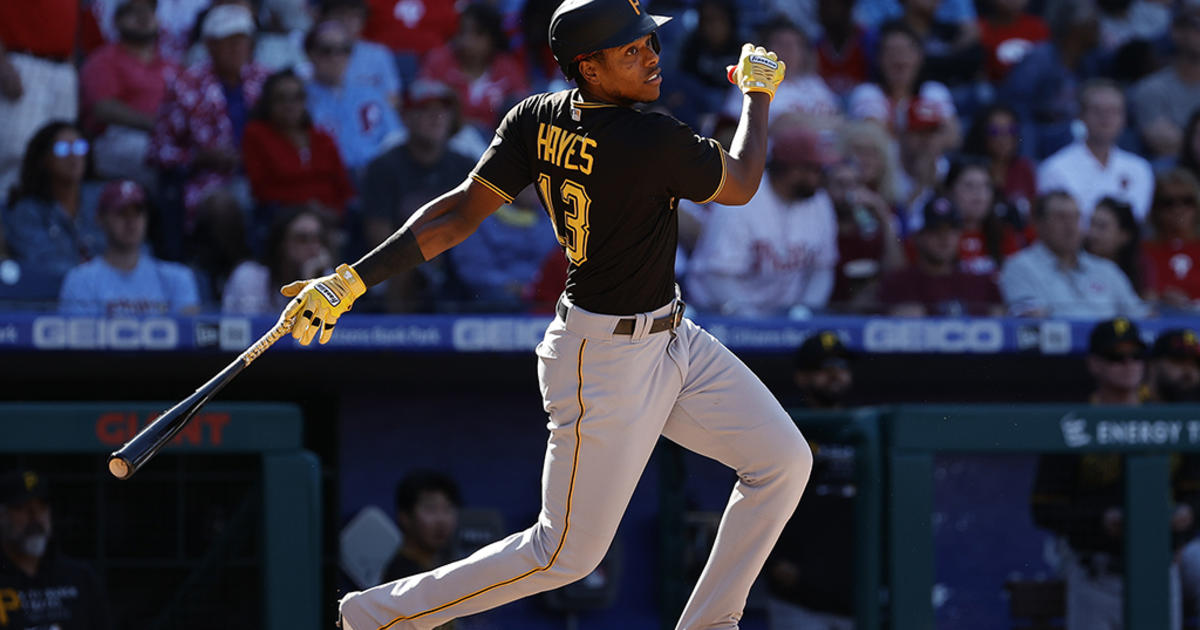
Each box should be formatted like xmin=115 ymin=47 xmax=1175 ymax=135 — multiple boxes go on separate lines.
xmin=537 ymin=173 xmax=592 ymax=266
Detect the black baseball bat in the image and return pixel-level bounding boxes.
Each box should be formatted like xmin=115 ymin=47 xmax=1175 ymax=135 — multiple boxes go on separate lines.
xmin=107 ymin=308 xmax=297 ymax=480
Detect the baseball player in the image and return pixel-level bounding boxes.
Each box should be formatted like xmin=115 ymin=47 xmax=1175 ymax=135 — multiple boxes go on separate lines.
xmin=278 ymin=0 xmax=812 ymax=626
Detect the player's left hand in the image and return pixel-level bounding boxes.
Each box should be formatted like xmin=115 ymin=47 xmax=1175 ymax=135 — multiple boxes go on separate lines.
xmin=726 ymin=43 xmax=786 ymax=101
xmin=279 ymin=263 xmax=366 ymax=345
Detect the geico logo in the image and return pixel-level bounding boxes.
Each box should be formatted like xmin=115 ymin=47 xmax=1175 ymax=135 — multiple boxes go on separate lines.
xmin=452 ymin=318 xmax=549 ymax=351
xmin=32 ymin=317 xmax=179 ymax=350
xmin=862 ymin=319 xmax=1004 ymax=353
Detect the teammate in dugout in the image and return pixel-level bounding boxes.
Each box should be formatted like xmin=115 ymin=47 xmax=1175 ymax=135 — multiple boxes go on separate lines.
xmin=278 ymin=0 xmax=812 ymax=626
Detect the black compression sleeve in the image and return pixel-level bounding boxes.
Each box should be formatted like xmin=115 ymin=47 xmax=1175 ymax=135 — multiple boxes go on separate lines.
xmin=352 ymin=228 xmax=427 ymax=288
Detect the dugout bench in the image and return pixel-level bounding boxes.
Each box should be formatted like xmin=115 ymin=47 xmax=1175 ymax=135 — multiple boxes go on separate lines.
xmin=0 ymin=402 xmax=321 ymax=630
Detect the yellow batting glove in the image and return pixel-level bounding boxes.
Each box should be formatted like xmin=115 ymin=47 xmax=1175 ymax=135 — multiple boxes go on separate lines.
xmin=279 ymin=263 xmax=366 ymax=346
xmin=726 ymin=43 xmax=786 ymax=101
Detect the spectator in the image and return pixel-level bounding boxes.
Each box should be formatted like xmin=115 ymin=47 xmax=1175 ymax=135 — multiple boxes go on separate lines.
xmin=0 ymin=470 xmax=111 ymax=630
xmin=360 ymin=0 xmax=459 ymax=61
xmin=305 ymin=20 xmax=403 ymax=175
xmin=0 ymin=0 xmax=80 ymax=199
xmin=1097 ymin=0 xmax=1170 ymax=56
xmin=848 ymin=19 xmax=960 ymax=148
xmin=1180 ymin=109 xmax=1200 ymax=183
xmin=1001 ymin=0 xmax=1103 ymax=159
xmin=80 ymin=0 xmax=178 ymax=190
xmin=242 ymin=70 xmax=355 ymax=223
xmin=3 ymin=122 xmax=105 ymax=293
xmin=1131 ymin=2 xmax=1200 ymax=162
xmin=1000 ymin=191 xmax=1149 ymax=318
xmin=826 ymin=158 xmax=905 ymax=312
xmin=764 ymin=331 xmax=857 ymax=630
xmin=1032 ymin=318 xmax=1198 ymax=630
xmin=943 ymin=158 xmax=1021 ymax=277
xmin=1037 ymin=79 xmax=1155 ymax=224
xmin=58 ymin=180 xmax=200 ymax=315
xmin=855 ymin=0 xmax=978 ymax=30
xmin=961 ymin=103 xmax=1038 ymax=216
xmin=188 ymin=191 xmax=251 ymax=308
xmin=670 ymin=0 xmax=742 ymax=130
xmin=892 ymin=0 xmax=986 ymax=90
xmin=1086 ymin=196 xmax=1147 ymax=297
xmin=721 ymin=19 xmax=842 ymax=131
xmin=518 ymin=0 xmax=563 ymax=90
xmin=148 ymin=3 xmax=268 ymax=215
xmin=255 ymin=0 xmax=315 ymax=72
xmin=839 ymin=120 xmax=904 ymax=210
xmin=686 ymin=124 xmax=839 ymax=317
xmin=444 ymin=187 xmax=560 ymax=311
xmin=896 ymin=97 xmax=954 ymax=231
xmin=815 ymin=0 xmax=871 ymax=98
xmin=179 ymin=1 xmax=259 ymax=68
xmin=382 ymin=470 xmax=462 ymax=582
xmin=318 ymin=0 xmax=403 ymax=107
xmin=977 ymin=0 xmax=1049 ymax=82
xmin=1143 ymin=168 xmax=1200 ymax=311
xmin=418 ymin=3 xmax=530 ymax=133
xmin=361 ymin=80 xmax=476 ymax=312
xmin=89 ymin=0 xmax=209 ymax=64
xmin=1146 ymin=328 xmax=1200 ymax=402
xmin=223 ymin=206 xmax=333 ymax=314
xmin=879 ymin=196 xmax=1004 ymax=316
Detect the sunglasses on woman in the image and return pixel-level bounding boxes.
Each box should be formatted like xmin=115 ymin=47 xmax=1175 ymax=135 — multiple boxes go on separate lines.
xmin=53 ymin=139 xmax=89 ymax=158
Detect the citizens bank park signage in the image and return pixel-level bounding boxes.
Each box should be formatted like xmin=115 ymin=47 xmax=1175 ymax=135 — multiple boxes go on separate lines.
xmin=0 ymin=314 xmax=1194 ymax=354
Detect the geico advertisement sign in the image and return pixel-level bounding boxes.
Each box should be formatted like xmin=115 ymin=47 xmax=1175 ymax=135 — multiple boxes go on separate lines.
xmin=33 ymin=317 xmax=179 ymax=350
xmin=452 ymin=317 xmax=549 ymax=351
xmin=862 ymin=319 xmax=1004 ymax=353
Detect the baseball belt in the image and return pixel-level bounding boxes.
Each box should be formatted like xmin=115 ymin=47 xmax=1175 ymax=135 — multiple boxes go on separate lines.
xmin=556 ymin=298 xmax=685 ymax=335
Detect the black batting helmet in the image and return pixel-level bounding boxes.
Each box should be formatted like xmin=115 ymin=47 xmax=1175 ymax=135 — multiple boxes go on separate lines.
xmin=549 ymin=0 xmax=672 ymax=80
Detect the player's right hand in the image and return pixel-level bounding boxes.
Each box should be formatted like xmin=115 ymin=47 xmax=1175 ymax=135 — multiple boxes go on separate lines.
xmin=279 ymin=263 xmax=366 ymax=346
xmin=726 ymin=43 xmax=786 ymax=101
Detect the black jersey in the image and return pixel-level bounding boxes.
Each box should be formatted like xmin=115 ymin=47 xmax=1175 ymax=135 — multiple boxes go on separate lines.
xmin=471 ymin=89 xmax=726 ymax=315
xmin=0 ymin=551 xmax=111 ymax=630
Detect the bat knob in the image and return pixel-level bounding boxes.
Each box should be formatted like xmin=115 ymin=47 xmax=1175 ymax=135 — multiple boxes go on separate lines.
xmin=108 ymin=456 xmax=133 ymax=480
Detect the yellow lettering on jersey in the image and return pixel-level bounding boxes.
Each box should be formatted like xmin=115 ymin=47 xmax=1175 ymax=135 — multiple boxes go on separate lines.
xmin=561 ymin=136 xmax=579 ymax=169
xmin=553 ymin=129 xmax=572 ymax=165
xmin=536 ymin=123 xmax=554 ymax=165
xmin=537 ymin=124 xmax=597 ymax=175
xmin=0 ymin=587 xmax=20 ymax=625
xmin=547 ymin=125 xmax=563 ymax=164
xmin=576 ymin=138 xmax=597 ymax=174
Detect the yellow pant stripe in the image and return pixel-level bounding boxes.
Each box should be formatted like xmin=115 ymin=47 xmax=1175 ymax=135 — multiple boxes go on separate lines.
xmin=378 ymin=339 xmax=588 ymax=629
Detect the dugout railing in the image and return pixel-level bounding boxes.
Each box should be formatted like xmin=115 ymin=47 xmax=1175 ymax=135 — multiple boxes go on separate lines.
xmin=0 ymin=402 xmax=321 ymax=630
xmin=888 ymin=404 xmax=1199 ymax=630
xmin=660 ymin=404 xmax=1199 ymax=630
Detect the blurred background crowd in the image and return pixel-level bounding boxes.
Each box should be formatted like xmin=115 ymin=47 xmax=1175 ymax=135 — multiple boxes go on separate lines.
xmin=3 ymin=0 xmax=1200 ymax=319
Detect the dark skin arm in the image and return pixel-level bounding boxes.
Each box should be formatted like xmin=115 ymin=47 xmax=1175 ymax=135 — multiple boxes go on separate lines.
xmin=711 ymin=92 xmax=771 ymax=205
xmin=352 ymin=177 xmax=505 ymax=287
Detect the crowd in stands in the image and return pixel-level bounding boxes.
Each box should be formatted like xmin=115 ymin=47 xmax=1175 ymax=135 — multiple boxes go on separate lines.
xmin=2 ymin=0 xmax=1200 ymax=319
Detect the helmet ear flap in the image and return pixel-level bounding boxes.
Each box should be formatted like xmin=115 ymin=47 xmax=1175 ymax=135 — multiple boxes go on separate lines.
xmin=649 ymin=31 xmax=661 ymax=54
